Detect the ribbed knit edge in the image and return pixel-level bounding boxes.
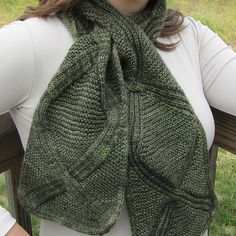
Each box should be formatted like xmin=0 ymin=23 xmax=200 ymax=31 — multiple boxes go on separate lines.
xmin=18 ymin=184 xmax=126 ymax=235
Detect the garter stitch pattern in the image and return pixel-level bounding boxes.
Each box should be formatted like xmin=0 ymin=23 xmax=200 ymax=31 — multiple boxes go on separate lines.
xmin=17 ymin=0 xmax=217 ymax=235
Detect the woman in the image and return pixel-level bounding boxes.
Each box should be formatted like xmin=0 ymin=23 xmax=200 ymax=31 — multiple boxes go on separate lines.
xmin=0 ymin=0 xmax=236 ymax=235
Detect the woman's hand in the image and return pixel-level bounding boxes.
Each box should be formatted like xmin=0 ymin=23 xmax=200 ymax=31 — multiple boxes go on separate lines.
xmin=5 ymin=222 xmax=30 ymax=236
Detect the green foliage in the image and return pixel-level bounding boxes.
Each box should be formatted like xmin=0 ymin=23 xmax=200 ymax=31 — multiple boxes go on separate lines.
xmin=0 ymin=174 xmax=7 ymax=208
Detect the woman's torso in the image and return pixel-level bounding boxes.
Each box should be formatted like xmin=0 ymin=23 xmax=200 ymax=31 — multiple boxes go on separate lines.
xmin=2 ymin=15 xmax=218 ymax=236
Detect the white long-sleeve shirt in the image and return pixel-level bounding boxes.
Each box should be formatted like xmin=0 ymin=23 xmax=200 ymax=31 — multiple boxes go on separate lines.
xmin=0 ymin=14 xmax=235 ymax=236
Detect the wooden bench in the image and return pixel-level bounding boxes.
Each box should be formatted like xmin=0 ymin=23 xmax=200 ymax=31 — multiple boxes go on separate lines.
xmin=0 ymin=107 xmax=236 ymax=235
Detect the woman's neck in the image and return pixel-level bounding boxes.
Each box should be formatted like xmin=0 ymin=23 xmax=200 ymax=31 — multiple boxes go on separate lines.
xmin=106 ymin=0 xmax=150 ymax=16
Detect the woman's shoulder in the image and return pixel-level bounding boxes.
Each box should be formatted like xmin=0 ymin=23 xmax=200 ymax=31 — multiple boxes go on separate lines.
xmin=1 ymin=14 xmax=65 ymax=29
xmin=183 ymin=16 xmax=217 ymax=40
xmin=22 ymin=14 xmax=71 ymax=36
xmin=1 ymin=14 xmax=74 ymax=51
xmin=0 ymin=15 xmax=75 ymax=113
xmin=0 ymin=14 xmax=215 ymax=47
xmin=179 ymin=15 xmax=220 ymax=48
xmin=1 ymin=15 xmax=59 ymax=36
xmin=157 ymin=15 xmax=221 ymax=52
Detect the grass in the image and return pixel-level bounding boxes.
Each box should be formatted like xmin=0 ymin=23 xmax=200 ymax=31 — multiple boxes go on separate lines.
xmin=0 ymin=174 xmax=41 ymax=236
xmin=0 ymin=0 xmax=236 ymax=236
xmin=168 ymin=0 xmax=236 ymax=50
xmin=211 ymin=149 xmax=236 ymax=236
xmin=0 ymin=0 xmax=37 ymax=26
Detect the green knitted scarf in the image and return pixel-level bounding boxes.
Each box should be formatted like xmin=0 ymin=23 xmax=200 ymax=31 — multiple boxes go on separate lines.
xmin=17 ymin=0 xmax=217 ymax=235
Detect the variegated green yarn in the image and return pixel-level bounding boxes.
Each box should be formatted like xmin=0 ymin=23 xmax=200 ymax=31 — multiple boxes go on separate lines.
xmin=17 ymin=0 xmax=217 ymax=235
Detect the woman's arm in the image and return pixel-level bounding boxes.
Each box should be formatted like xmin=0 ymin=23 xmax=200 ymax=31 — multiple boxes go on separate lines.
xmin=190 ymin=16 xmax=236 ymax=115
xmin=0 ymin=206 xmax=16 ymax=236
xmin=0 ymin=21 xmax=35 ymax=235
xmin=5 ymin=223 xmax=30 ymax=236
xmin=0 ymin=206 xmax=29 ymax=236
xmin=0 ymin=21 xmax=35 ymax=114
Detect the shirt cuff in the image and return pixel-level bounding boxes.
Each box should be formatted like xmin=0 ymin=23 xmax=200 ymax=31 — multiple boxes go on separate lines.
xmin=0 ymin=206 xmax=16 ymax=236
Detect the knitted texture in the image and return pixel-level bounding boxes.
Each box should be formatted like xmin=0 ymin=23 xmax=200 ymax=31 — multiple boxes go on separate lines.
xmin=17 ymin=0 xmax=217 ymax=235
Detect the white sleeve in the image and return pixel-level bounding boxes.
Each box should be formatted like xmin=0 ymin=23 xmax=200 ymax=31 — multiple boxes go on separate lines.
xmin=0 ymin=21 xmax=35 ymax=234
xmin=0 ymin=205 xmax=16 ymax=236
xmin=187 ymin=16 xmax=236 ymax=116
xmin=0 ymin=20 xmax=35 ymax=114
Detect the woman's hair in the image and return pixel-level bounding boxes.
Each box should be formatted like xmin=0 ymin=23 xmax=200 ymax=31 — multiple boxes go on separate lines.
xmin=17 ymin=0 xmax=187 ymax=51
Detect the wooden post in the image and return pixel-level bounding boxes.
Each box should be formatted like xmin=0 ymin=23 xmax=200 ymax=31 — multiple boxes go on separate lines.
xmin=208 ymin=144 xmax=218 ymax=188
xmin=211 ymin=106 xmax=236 ymax=155
xmin=5 ymin=164 xmax=32 ymax=235
xmin=0 ymin=112 xmax=32 ymax=235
